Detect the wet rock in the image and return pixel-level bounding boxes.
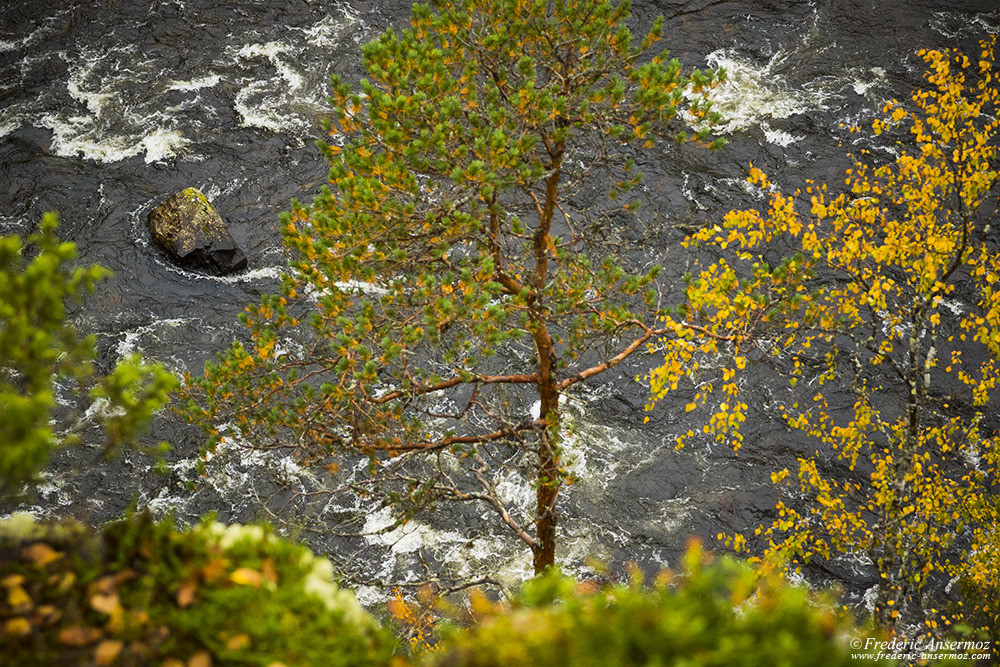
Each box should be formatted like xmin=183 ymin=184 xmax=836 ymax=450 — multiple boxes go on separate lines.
xmin=147 ymin=188 xmax=247 ymax=275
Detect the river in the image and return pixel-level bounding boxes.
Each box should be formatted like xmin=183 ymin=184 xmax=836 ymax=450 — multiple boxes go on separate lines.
xmin=0 ymin=0 xmax=997 ymax=604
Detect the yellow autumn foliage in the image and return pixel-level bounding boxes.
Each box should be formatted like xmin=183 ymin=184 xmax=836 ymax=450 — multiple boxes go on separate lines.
xmin=649 ymin=37 xmax=1000 ymax=645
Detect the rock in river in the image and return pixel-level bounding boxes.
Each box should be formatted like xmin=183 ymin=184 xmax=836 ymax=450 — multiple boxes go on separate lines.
xmin=147 ymin=188 xmax=248 ymax=275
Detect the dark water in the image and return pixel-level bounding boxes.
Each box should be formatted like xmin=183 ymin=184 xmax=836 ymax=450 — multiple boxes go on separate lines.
xmin=1 ymin=0 xmax=997 ymax=603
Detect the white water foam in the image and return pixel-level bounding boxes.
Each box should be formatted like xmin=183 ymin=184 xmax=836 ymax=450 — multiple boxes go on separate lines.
xmin=23 ymin=44 xmax=194 ymax=164
xmin=3 ymin=8 xmax=363 ymax=164
xmin=852 ymin=67 xmax=886 ymax=96
xmin=930 ymin=9 xmax=1000 ymax=39
xmin=704 ymin=48 xmax=833 ymax=144
xmin=115 ymin=318 xmax=194 ymax=359
xmin=40 ymin=110 xmax=190 ymax=164
xmin=167 ymin=74 xmax=222 ymax=92
xmin=229 ymin=8 xmax=361 ymax=133
xmin=0 ymin=117 xmax=20 ymax=139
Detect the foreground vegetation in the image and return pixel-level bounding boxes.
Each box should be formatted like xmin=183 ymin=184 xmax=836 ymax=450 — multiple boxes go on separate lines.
xmin=0 ymin=513 xmax=394 ymax=665
xmin=0 ymin=213 xmax=176 ymax=496
xmin=2 ymin=513 xmax=900 ymax=666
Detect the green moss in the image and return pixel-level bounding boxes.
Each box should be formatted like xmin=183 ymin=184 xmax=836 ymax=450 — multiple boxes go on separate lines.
xmin=0 ymin=513 xmax=397 ymax=666
xmin=179 ymin=187 xmax=213 ymax=210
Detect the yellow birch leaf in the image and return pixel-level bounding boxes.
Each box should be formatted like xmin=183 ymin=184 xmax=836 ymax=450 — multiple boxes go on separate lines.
xmin=5 ymin=618 xmax=31 ymax=637
xmin=90 ymin=593 xmax=120 ymax=615
xmin=7 ymin=585 xmax=31 ymax=611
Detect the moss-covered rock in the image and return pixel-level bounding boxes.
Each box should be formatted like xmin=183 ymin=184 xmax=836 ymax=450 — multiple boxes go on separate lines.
xmin=148 ymin=188 xmax=247 ymax=275
xmin=0 ymin=512 xmax=395 ymax=665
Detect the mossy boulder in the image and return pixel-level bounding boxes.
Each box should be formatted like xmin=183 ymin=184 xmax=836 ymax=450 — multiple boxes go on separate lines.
xmin=148 ymin=188 xmax=247 ymax=275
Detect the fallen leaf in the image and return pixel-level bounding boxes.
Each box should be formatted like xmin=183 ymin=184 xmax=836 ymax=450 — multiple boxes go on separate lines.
xmin=90 ymin=593 xmax=121 ymax=615
xmin=58 ymin=625 xmax=102 ymax=646
xmin=22 ymin=543 xmax=61 ymax=566
xmin=5 ymin=617 xmax=32 ymax=637
xmin=188 ymin=650 xmax=212 ymax=667
xmin=7 ymin=585 xmax=32 ymax=612
xmin=201 ymin=558 xmax=227 ymax=583
xmin=90 ymin=575 xmax=118 ymax=596
xmin=229 ymin=568 xmax=262 ymax=588
xmin=225 ymin=633 xmax=250 ymax=651
xmin=94 ymin=639 xmax=124 ymax=665
xmin=33 ymin=604 xmax=61 ymax=626
xmin=1 ymin=574 xmax=25 ymax=588
xmin=113 ymin=569 xmax=138 ymax=587
xmin=176 ymin=584 xmax=196 ymax=609
xmin=55 ymin=572 xmax=77 ymax=593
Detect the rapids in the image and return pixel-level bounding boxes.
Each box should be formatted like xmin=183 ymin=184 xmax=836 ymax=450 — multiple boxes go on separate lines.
xmin=1 ymin=0 xmax=997 ymax=604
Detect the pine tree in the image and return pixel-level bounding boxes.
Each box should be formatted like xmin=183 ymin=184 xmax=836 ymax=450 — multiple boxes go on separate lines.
xmin=185 ymin=0 xmax=724 ymax=573
xmin=0 ymin=213 xmax=177 ymax=495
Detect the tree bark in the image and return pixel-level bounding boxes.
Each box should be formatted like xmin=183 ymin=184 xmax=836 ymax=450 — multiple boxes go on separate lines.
xmin=531 ymin=139 xmax=564 ymax=574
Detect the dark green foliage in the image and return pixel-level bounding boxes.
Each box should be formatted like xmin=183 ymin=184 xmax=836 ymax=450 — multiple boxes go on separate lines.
xmin=0 ymin=214 xmax=177 ymax=494
xmin=0 ymin=513 xmax=396 ymax=665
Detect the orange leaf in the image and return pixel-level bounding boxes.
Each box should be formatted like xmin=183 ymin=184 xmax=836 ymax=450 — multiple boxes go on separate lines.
xmin=89 ymin=575 xmax=118 ymax=596
xmin=226 ymin=633 xmax=251 ymax=651
xmin=58 ymin=625 xmax=102 ymax=646
xmin=90 ymin=593 xmax=120 ymax=615
xmin=94 ymin=639 xmax=124 ymax=665
xmin=201 ymin=558 xmax=227 ymax=583
xmin=188 ymin=650 xmax=213 ymax=667
xmin=262 ymin=559 xmax=278 ymax=586
xmin=1 ymin=574 xmax=25 ymax=587
xmin=176 ymin=584 xmax=196 ymax=609
xmin=22 ymin=543 xmax=61 ymax=566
